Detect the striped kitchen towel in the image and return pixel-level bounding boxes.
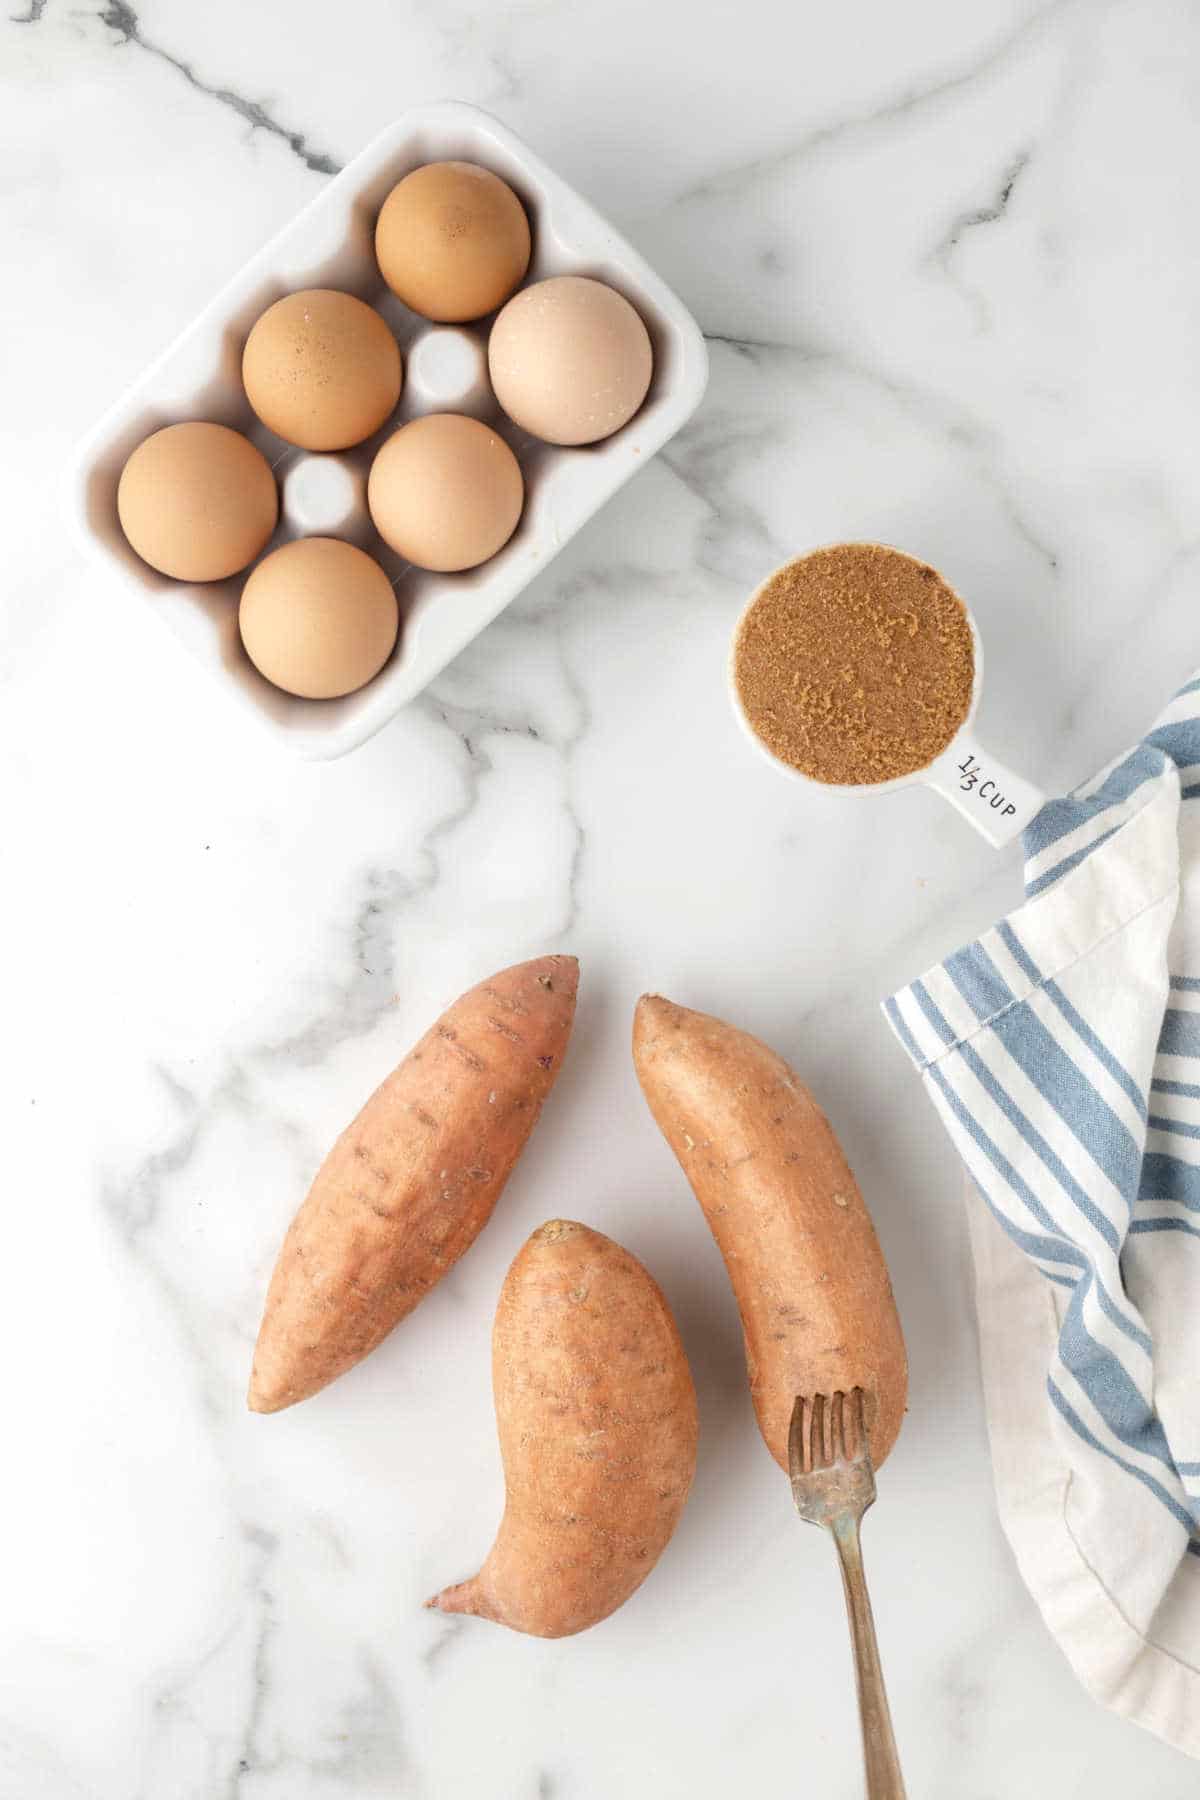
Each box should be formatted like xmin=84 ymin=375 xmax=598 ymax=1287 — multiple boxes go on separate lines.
xmin=885 ymin=671 xmax=1200 ymax=1759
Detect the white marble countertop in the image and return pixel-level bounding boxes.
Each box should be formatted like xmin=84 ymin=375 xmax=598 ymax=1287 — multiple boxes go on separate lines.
xmin=7 ymin=2 xmax=1200 ymax=1795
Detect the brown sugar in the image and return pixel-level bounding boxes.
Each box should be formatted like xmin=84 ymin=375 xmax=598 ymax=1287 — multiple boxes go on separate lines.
xmin=733 ymin=544 xmax=975 ymax=785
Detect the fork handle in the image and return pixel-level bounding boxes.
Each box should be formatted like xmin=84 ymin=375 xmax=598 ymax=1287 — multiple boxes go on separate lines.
xmin=831 ymin=1514 xmax=906 ymax=1800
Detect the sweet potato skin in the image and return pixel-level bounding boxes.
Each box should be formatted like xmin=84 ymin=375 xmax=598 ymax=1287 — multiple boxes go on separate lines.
xmin=632 ymin=995 xmax=907 ymax=1472
xmin=427 ymin=1219 xmax=698 ymax=1638
xmin=248 ymin=955 xmax=578 ymax=1413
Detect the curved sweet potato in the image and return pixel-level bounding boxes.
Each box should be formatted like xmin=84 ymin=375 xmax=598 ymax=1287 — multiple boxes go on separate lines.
xmin=249 ymin=955 xmax=578 ymax=1413
xmin=428 ymin=1219 xmax=698 ymax=1637
xmin=632 ymin=995 xmax=907 ymax=1472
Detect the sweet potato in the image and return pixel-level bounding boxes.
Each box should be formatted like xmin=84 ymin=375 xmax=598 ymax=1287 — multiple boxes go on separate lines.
xmin=632 ymin=995 xmax=907 ymax=1472
xmin=427 ymin=1219 xmax=698 ymax=1637
xmin=248 ymin=955 xmax=578 ymax=1413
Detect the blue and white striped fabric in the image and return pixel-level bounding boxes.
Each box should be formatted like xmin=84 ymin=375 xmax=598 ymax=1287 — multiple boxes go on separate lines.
xmin=885 ymin=672 xmax=1200 ymax=1758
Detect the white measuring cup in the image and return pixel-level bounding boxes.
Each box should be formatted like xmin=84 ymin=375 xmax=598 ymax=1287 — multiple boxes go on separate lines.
xmin=729 ymin=546 xmax=1045 ymax=848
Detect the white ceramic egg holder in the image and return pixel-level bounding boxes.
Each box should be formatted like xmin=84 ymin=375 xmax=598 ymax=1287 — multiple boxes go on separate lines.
xmin=66 ymin=102 xmax=709 ymax=761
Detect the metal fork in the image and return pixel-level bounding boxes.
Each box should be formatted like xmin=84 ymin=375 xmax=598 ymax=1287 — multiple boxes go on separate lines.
xmin=789 ymin=1388 xmax=907 ymax=1800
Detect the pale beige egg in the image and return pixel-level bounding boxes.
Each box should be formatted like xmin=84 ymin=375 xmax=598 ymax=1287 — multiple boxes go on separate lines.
xmin=242 ymin=290 xmax=402 ymax=451
xmin=375 ymin=161 xmax=531 ymax=323
xmin=117 ymin=421 xmax=278 ymax=582
xmin=488 ymin=276 xmax=653 ymax=446
xmin=239 ymin=536 xmax=399 ymax=699
xmin=367 ymin=414 xmax=523 ymax=572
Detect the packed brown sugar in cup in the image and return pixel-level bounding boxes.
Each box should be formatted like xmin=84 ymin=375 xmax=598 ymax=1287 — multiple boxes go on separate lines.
xmin=733 ymin=544 xmax=975 ymax=786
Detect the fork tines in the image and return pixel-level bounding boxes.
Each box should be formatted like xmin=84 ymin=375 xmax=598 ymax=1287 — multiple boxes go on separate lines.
xmin=789 ymin=1386 xmax=869 ymax=1474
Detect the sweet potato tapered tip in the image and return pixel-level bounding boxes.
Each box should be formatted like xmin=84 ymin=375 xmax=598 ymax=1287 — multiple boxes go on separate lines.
xmin=425 ymin=1580 xmax=488 ymax=1620
xmin=635 ymin=992 xmax=709 ymax=1036
xmin=633 ymin=994 xmax=699 ymax=1052
xmin=247 ymin=1375 xmax=286 ymax=1414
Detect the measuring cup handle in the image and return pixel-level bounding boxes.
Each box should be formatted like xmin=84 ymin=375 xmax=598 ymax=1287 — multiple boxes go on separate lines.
xmin=922 ymin=730 xmax=1045 ymax=848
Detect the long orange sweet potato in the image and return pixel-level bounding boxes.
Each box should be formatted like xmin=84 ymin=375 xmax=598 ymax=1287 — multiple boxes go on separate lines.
xmin=633 ymin=995 xmax=907 ymax=1471
xmin=249 ymin=955 xmax=578 ymax=1413
xmin=428 ymin=1219 xmax=698 ymax=1637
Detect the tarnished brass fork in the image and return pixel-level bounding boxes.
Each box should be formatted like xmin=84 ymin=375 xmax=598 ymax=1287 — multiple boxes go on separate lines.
xmin=789 ymin=1389 xmax=907 ymax=1800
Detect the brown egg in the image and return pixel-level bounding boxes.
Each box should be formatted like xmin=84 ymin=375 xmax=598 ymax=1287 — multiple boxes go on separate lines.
xmin=242 ymin=290 xmax=402 ymax=451
xmin=239 ymin=537 xmax=399 ymax=699
xmin=375 ymin=161 xmax=531 ymax=323
xmin=367 ymin=414 xmax=523 ymax=572
xmin=117 ymin=421 xmax=278 ymax=582
xmin=489 ymin=275 xmax=653 ymax=446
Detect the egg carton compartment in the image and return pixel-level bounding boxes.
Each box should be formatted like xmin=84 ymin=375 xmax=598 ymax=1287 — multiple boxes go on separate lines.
xmin=66 ymin=102 xmax=709 ymax=761
xmin=398 ymin=325 xmax=494 ymax=423
xmin=280 ymin=454 xmax=372 ymax=544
